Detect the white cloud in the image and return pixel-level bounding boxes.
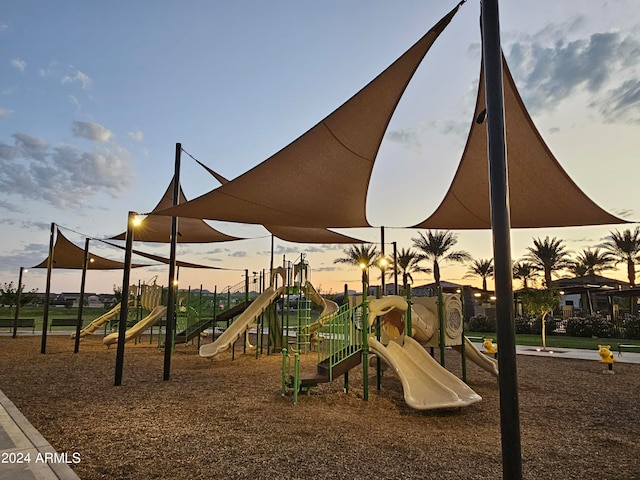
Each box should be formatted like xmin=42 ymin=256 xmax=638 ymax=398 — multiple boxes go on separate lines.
xmin=62 ymin=69 xmax=92 ymax=90
xmin=71 ymin=121 xmax=112 ymax=142
xmin=11 ymin=59 xmax=26 ymax=71
xmin=0 ymin=126 xmax=134 ymax=209
xmin=128 ymin=131 xmax=144 ymax=142
xmin=0 ymin=106 xmax=13 ymax=118
xmin=504 ymin=24 xmax=640 ymax=122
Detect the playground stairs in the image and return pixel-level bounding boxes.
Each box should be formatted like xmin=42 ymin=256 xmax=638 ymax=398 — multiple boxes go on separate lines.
xmin=174 ymin=300 xmax=251 ymax=344
xmin=300 ymin=345 xmax=362 ymax=388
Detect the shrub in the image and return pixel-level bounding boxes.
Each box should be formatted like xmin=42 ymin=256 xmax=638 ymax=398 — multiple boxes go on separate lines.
xmin=514 ymin=316 xmax=532 ymax=334
xmin=468 ymin=314 xmax=496 ymax=333
xmin=621 ymin=316 xmax=640 ymax=340
xmin=566 ymin=315 xmax=615 ymax=338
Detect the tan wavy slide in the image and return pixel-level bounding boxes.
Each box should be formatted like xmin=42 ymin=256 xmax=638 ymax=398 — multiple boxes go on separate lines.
xmin=368 ymin=335 xmax=482 ymax=410
xmin=102 ymin=305 xmax=167 ymax=347
xmin=70 ymin=302 xmax=123 ymax=339
xmin=199 ymin=286 xmax=283 ymax=359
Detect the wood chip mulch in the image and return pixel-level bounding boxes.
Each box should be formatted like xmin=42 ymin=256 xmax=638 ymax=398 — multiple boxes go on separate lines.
xmin=0 ymin=335 xmax=638 ymax=480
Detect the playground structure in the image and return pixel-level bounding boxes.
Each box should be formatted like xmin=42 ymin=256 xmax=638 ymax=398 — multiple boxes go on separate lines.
xmin=199 ymin=285 xmax=284 ymax=358
xmin=103 ymin=283 xmax=165 ymax=347
xmin=198 ymin=258 xmax=335 ymax=360
xmin=71 ymin=285 xmax=139 ymax=339
xmin=281 ymin=281 xmax=495 ymax=410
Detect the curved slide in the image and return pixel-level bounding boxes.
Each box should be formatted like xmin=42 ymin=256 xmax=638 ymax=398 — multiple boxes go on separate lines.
xmin=305 ymin=281 xmax=339 ymax=337
xmin=455 ymin=337 xmax=499 ymax=377
xmin=102 ymin=305 xmax=167 ymax=347
xmin=200 ymin=286 xmax=283 ymax=359
xmin=368 ymin=336 xmax=482 ymax=410
xmin=70 ymin=302 xmax=123 ymax=339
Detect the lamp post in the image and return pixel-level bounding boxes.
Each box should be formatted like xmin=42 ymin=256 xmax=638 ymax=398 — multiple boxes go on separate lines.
xmin=12 ymin=267 xmax=27 ymax=339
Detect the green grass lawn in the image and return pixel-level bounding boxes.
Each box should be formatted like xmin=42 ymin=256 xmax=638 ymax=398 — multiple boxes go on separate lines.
xmin=465 ymin=331 xmax=635 ymax=350
xmin=1 ymin=305 xmax=121 ymax=331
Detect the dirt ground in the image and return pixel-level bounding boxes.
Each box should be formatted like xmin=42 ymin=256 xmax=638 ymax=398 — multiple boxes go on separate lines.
xmin=0 ymin=334 xmax=638 ymax=480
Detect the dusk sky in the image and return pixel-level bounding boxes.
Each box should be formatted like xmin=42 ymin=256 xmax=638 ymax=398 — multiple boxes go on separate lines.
xmin=1 ymin=0 xmax=638 ymax=296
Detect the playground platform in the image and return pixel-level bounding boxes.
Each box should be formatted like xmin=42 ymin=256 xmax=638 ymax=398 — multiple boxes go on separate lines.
xmin=0 ymin=343 xmax=638 ymax=480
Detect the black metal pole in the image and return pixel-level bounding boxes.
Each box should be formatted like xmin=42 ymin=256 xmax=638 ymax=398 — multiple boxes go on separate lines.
xmin=392 ymin=241 xmax=398 ymax=295
xmin=114 ymin=211 xmax=136 ymax=386
xmin=74 ymin=238 xmax=90 ymax=353
xmin=481 ymin=1 xmax=522 ymax=478
xmin=12 ymin=267 xmax=25 ymax=339
xmin=380 ymin=226 xmax=386 ymax=294
xmin=40 ymin=222 xmax=56 ymax=354
xmin=269 ymin=235 xmax=274 ymax=286
xmin=163 ymin=142 xmax=181 ymax=381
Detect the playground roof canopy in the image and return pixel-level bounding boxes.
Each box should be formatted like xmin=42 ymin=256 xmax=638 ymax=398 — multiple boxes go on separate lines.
xmin=152 ymin=3 xmax=462 ymax=229
xmin=153 ymin=2 xmax=625 ymax=231
xmin=193 ymin=158 xmax=365 ymax=244
xmin=412 ymin=56 xmax=626 ymax=229
xmin=32 ymin=230 xmax=148 ymax=270
xmin=109 ymin=178 xmax=242 ymax=243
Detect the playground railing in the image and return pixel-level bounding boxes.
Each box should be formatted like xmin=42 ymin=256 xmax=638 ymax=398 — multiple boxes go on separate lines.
xmin=316 ymin=302 xmax=364 ymax=381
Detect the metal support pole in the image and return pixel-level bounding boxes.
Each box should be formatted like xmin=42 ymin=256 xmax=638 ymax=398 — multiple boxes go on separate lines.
xmin=380 ymin=226 xmax=386 ymax=295
xmin=163 ymin=142 xmax=181 ymax=381
xmin=361 ymin=268 xmax=369 ymax=401
xmin=74 ymin=238 xmax=91 ymax=353
xmin=438 ymin=285 xmax=446 ymax=366
xmin=482 ymin=1 xmax=522 ymax=477
xmin=392 ymin=241 xmax=398 ymax=295
xmin=114 ymin=212 xmax=135 ymax=386
xmin=40 ymin=223 xmax=56 ymax=354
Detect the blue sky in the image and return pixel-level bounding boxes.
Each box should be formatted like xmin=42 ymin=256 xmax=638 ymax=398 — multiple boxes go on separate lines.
xmin=1 ymin=0 xmax=639 ymax=296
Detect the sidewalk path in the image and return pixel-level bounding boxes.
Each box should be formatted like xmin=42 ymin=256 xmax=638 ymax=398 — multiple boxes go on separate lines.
xmin=0 ymin=390 xmax=80 ymax=480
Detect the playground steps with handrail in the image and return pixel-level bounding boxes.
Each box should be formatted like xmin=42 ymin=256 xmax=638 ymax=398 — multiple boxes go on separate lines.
xmin=300 ymin=345 xmax=362 ymax=388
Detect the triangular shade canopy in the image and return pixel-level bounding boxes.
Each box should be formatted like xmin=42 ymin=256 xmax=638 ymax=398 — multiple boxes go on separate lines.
xmin=33 ymin=230 xmax=147 ymax=270
xmin=109 ymin=179 xmax=241 ymax=243
xmin=100 ymin=240 xmax=234 ymax=270
xmin=154 ymin=4 xmax=462 ymax=228
xmin=194 ymin=158 xmax=365 ymax=244
xmin=414 ymin=55 xmax=626 ymax=229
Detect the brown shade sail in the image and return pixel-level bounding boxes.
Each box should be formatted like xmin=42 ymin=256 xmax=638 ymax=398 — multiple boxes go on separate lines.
xmin=153 ymin=3 xmax=463 ymax=228
xmin=413 ymin=54 xmax=626 ymax=229
xmin=109 ymin=178 xmax=241 ymax=243
xmin=100 ymin=240 xmax=235 ymax=270
xmin=32 ymin=230 xmax=147 ymax=270
xmin=193 ymin=158 xmax=365 ymax=244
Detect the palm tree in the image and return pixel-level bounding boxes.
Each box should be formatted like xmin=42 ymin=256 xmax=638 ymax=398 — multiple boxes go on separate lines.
xmin=567 ymin=262 xmax=589 ymax=280
xmin=334 ymin=243 xmax=379 ymax=273
xmin=465 ymin=258 xmax=494 ymax=291
xmin=601 ymin=227 xmax=640 ymax=287
xmin=512 ymin=261 xmax=537 ymax=289
xmin=572 ymin=248 xmax=615 ymax=283
xmin=524 ymin=236 xmax=572 ymax=288
xmin=388 ymin=248 xmax=430 ymax=291
xmin=411 ymin=230 xmax=471 ymax=286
